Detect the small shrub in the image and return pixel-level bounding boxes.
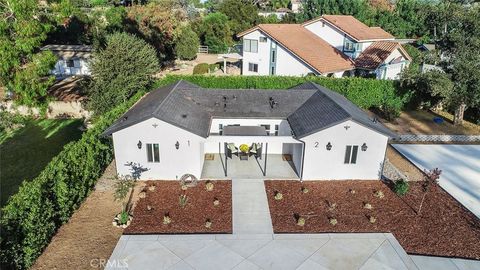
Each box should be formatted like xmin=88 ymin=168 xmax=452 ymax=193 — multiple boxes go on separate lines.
xmin=179 ymin=194 xmax=189 ymax=208
xmin=181 ymin=184 xmax=188 ymax=191
xmin=138 ymin=191 xmax=146 ymax=199
xmin=349 ymin=189 xmax=356 ymax=194
xmin=301 ymin=186 xmax=309 ymax=193
xmin=274 ymin=191 xmax=283 ymax=200
xmin=369 ymin=216 xmax=377 ymax=223
xmin=374 ymin=190 xmax=385 ymax=199
xmin=363 ymin=202 xmax=373 ymax=210
xmin=209 ymin=63 xmax=220 ymax=73
xmin=193 ymin=63 xmax=209 ymax=74
xmin=327 ymin=200 xmax=337 ymax=211
xmin=296 ymin=217 xmax=306 ymax=226
xmin=394 ymin=179 xmax=410 ymax=196
xmin=213 ymin=198 xmax=220 ymax=206
xmin=205 ymin=219 xmax=212 ymax=228
xmin=119 ymin=211 xmax=129 ymax=225
xmin=163 ymin=214 xmax=172 ymax=225
xmin=148 ymin=185 xmax=156 ymax=192
xmin=205 ymin=181 xmax=214 ymax=191
xmin=329 ymin=217 xmax=338 ymax=226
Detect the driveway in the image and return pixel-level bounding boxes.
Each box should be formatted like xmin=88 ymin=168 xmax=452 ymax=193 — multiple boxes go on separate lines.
xmin=392 ymin=144 xmax=480 ymax=218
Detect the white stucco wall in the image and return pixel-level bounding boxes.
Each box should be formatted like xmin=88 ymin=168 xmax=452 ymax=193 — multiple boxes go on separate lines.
xmin=52 ymin=58 xmax=90 ymax=77
xmin=112 ymin=118 xmax=206 ymax=180
xmin=300 ymin=120 xmax=388 ymax=180
xmin=375 ymin=48 xmax=409 ymax=80
xmin=241 ymin=30 xmax=316 ymax=76
xmin=304 ymin=20 xmax=346 ymax=50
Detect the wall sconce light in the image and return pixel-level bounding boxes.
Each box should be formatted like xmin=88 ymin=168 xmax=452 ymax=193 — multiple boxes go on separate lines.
xmin=175 ymin=141 xmax=180 ymax=150
xmin=137 ymin=140 xmax=142 ymax=149
xmin=326 ymin=142 xmax=332 ymax=151
xmin=361 ymin=143 xmax=368 ymax=151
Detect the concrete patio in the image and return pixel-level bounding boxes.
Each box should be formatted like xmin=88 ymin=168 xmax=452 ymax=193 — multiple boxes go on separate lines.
xmin=201 ymin=154 xmax=299 ymax=179
xmin=107 ymin=233 xmax=422 ymax=270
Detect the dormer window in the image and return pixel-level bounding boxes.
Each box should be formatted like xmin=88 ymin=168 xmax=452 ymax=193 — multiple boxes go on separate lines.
xmin=344 ymin=40 xmax=355 ymax=52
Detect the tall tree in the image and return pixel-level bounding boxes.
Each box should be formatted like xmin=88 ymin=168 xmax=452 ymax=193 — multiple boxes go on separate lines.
xmin=0 ymin=0 xmax=57 ymax=107
xmin=429 ymin=1 xmax=480 ymax=125
xmin=218 ymin=0 xmax=259 ymax=35
xmin=199 ymin=12 xmax=232 ymax=53
xmin=87 ymin=32 xmax=159 ymax=115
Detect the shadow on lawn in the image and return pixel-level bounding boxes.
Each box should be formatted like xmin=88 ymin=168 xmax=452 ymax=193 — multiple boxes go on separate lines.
xmin=0 ymin=119 xmax=84 ymax=207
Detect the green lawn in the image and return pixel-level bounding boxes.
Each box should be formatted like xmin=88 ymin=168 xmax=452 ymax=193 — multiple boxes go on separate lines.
xmin=0 ymin=119 xmax=84 ymax=207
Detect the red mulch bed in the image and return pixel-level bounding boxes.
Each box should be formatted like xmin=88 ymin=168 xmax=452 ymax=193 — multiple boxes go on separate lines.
xmin=265 ymin=180 xmax=480 ymax=260
xmin=125 ymin=180 xmax=232 ymax=234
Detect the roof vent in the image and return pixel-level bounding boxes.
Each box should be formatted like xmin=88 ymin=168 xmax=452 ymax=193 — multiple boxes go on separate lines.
xmin=232 ymin=95 xmax=237 ymax=100
xmin=372 ymin=117 xmax=378 ymax=123
xmin=181 ymin=114 xmax=187 ymax=119
xmin=223 ymin=103 xmax=227 ymax=112
xmin=269 ymin=97 xmax=278 ymax=109
xmin=223 ymin=96 xmax=227 ymax=102
xmin=122 ymin=116 xmax=128 ymax=121
xmin=215 ymin=101 xmax=220 ymax=106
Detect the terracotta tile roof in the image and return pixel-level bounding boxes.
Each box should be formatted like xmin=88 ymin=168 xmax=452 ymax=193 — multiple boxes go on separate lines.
xmin=239 ymin=24 xmax=354 ymax=74
xmin=305 ymin=15 xmax=394 ymax=41
xmin=355 ymin=41 xmax=411 ymax=70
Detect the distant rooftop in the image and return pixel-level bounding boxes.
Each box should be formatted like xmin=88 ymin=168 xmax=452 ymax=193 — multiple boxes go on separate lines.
xmin=41 ymin=44 xmax=93 ymax=52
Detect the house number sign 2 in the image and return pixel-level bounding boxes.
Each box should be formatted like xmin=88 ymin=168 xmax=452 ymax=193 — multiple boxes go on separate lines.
xmin=314 ymin=142 xmax=319 ymax=148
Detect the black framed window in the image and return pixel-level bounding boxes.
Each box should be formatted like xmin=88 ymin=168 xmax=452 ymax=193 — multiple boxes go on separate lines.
xmin=248 ymin=63 xmax=258 ymax=72
xmin=66 ymin=59 xmax=75 ymax=67
xmin=344 ymin=145 xmax=359 ymax=164
xmin=146 ymin=143 xmax=160 ymax=163
xmin=274 ymin=124 xmax=279 ymax=136
xmin=259 ymin=37 xmax=267 ymax=43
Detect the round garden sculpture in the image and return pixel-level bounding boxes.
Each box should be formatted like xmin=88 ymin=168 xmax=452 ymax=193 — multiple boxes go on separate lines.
xmin=180 ymin=174 xmax=198 ymax=188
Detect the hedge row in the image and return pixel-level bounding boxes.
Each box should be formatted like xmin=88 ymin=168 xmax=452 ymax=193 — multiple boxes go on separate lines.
xmin=0 ymin=92 xmax=144 ymax=269
xmin=156 ymin=75 xmax=411 ymax=119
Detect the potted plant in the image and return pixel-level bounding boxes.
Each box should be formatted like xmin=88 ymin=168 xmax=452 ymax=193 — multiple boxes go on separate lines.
xmin=112 ymin=175 xmax=135 ymax=228
xmin=239 ymin=144 xmax=249 ymax=160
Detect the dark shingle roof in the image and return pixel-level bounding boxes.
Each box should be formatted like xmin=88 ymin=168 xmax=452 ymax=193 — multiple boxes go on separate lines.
xmin=103 ymin=80 xmax=395 ymax=138
xmin=287 ymin=83 xmax=396 ymax=138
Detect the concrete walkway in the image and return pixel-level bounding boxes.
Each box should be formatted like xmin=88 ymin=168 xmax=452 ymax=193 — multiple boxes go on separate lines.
xmin=232 ymin=179 xmax=273 ymax=235
xmin=107 ymin=233 xmax=422 ymax=270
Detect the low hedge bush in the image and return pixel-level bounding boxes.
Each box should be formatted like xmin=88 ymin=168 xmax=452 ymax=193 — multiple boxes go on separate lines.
xmin=192 ymin=63 xmax=209 ymax=75
xmin=0 ymin=92 xmax=144 ymax=269
xmin=155 ymin=75 xmax=410 ymax=119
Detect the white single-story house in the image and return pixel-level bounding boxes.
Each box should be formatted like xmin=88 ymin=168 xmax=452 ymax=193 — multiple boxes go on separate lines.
xmin=41 ymin=44 xmax=92 ymax=78
xmin=103 ymin=80 xmax=395 ymax=180
xmin=237 ymin=15 xmax=411 ymax=79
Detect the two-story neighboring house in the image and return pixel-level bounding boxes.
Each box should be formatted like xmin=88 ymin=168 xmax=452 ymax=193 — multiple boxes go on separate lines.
xmin=238 ymin=15 xmax=411 ymax=80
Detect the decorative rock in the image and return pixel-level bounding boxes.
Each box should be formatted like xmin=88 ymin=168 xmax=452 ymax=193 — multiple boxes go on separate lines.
xmin=139 ymin=191 xmax=146 ymax=199
xmin=147 ymin=205 xmax=152 ymax=211
xmin=329 ymin=217 xmax=338 ymax=226
xmin=349 ymin=189 xmax=356 ymax=194
xmin=301 ymin=187 xmax=309 ymax=194
xmin=274 ymin=192 xmax=283 ymax=200
xmin=296 ymin=217 xmax=306 ymax=226
xmin=181 ymin=185 xmax=188 ymax=191
xmin=205 ymin=181 xmax=214 ymax=191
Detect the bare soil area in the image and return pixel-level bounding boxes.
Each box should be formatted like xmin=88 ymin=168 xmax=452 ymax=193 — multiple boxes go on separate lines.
xmin=31 ymin=162 xmax=142 ymax=270
xmin=371 ymin=110 xmax=480 ymax=135
xmin=265 ymin=180 xmax=480 ymax=260
xmin=125 ymin=180 xmax=232 ymax=234
xmin=385 ymin=145 xmax=425 ymax=181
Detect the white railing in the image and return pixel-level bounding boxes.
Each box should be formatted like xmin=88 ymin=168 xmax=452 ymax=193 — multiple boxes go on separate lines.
xmin=198 ymin=46 xmax=208 ymax=54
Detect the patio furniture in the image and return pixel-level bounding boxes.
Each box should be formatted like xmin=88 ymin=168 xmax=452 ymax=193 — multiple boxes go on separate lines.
xmin=239 ymin=152 xmax=249 ymax=161
xmin=226 ymin=143 xmax=239 ymax=159
xmin=249 ymin=143 xmax=262 ymax=159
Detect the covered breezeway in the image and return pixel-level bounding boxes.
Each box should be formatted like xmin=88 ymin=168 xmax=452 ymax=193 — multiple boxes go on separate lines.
xmin=201 ymin=129 xmax=303 ymax=179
